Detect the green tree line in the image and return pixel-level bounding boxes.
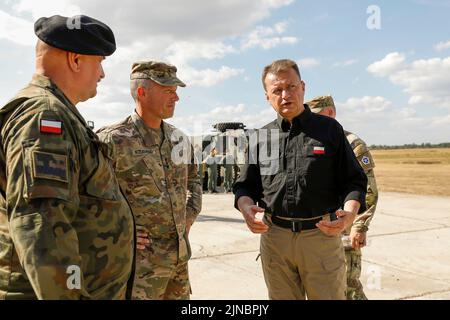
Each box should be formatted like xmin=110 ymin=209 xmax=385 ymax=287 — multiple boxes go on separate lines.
xmin=370 ymin=142 xmax=450 ymax=150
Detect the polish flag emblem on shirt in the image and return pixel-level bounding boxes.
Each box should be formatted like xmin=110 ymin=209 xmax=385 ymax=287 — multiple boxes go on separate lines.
xmin=40 ymin=120 xmax=62 ymax=134
xmin=313 ymin=146 xmax=325 ymax=155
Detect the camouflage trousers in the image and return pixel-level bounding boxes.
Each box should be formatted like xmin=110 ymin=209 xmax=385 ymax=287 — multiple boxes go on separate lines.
xmin=223 ymin=166 xmax=233 ymax=192
xmin=345 ymin=248 xmax=367 ymax=300
xmin=207 ymin=168 xmax=217 ymax=192
xmin=132 ymin=249 xmax=190 ymax=300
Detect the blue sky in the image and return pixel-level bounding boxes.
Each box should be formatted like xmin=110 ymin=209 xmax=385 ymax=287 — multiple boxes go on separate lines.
xmin=1 ymin=0 xmax=449 ymax=145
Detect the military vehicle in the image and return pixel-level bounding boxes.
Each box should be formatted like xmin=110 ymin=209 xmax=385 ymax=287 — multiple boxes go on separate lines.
xmin=192 ymin=122 xmax=249 ymax=191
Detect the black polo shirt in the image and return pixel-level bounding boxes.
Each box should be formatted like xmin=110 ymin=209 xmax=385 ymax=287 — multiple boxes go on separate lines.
xmin=233 ymin=105 xmax=367 ymax=218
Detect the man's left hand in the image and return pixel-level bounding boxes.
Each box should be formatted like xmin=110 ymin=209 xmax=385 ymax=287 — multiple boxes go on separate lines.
xmin=137 ymin=231 xmax=151 ymax=250
xmin=316 ymin=210 xmax=356 ymax=236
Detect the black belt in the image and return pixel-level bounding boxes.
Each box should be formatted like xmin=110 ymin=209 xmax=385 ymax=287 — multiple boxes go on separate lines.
xmin=269 ymin=215 xmax=323 ymax=233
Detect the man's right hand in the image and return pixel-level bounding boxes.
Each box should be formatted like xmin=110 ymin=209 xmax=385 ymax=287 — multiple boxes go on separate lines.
xmin=237 ymin=196 xmax=268 ymax=234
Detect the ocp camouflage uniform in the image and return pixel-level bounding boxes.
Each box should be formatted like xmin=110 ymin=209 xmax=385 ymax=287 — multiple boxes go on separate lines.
xmin=97 ymin=112 xmax=202 ymax=300
xmin=0 ymin=75 xmax=135 ymax=300
xmin=344 ymin=130 xmax=378 ymax=300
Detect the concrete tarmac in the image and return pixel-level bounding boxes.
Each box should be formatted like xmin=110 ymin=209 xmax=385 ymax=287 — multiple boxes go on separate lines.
xmin=189 ymin=192 xmax=450 ymax=300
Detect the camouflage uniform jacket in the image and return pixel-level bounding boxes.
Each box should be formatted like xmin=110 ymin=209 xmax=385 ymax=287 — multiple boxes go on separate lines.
xmin=97 ymin=112 xmax=202 ymax=267
xmin=344 ymin=130 xmax=378 ymax=234
xmin=0 ymin=75 xmax=135 ymax=300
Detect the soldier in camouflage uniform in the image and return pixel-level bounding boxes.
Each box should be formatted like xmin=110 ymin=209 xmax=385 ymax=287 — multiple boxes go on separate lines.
xmin=0 ymin=15 xmax=135 ymax=300
xmin=204 ymin=148 xmax=219 ymax=193
xmin=308 ymin=95 xmax=378 ymax=300
xmin=97 ymin=61 xmax=202 ymax=300
xmin=222 ymin=153 xmax=235 ymax=193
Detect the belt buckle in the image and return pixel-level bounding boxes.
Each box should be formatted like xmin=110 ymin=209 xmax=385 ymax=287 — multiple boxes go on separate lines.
xmin=291 ymin=220 xmax=302 ymax=233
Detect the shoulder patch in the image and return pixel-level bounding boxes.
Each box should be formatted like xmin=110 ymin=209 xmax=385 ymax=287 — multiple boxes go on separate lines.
xmin=362 ymin=156 xmax=370 ymax=165
xmin=32 ymin=151 xmax=68 ymax=183
xmin=357 ymin=151 xmax=375 ymax=171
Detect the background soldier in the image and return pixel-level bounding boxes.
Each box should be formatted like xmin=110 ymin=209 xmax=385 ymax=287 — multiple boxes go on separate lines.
xmin=222 ymin=153 xmax=235 ymax=193
xmin=0 ymin=15 xmax=135 ymax=299
xmin=308 ymin=95 xmax=378 ymax=300
xmin=97 ymin=61 xmax=202 ymax=300
xmin=204 ymin=148 xmax=219 ymax=193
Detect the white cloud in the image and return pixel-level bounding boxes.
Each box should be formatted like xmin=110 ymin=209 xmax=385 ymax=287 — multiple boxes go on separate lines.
xmin=164 ymin=41 xmax=243 ymax=87
xmin=333 ymin=96 xmax=450 ymax=145
xmin=297 ymin=58 xmax=320 ymax=68
xmin=369 ymin=53 xmax=450 ymax=108
xmin=0 ymin=10 xmax=34 ymax=46
xmin=434 ymin=40 xmax=450 ymax=51
xmin=3 ymin=0 xmax=297 ymax=133
xmin=241 ymin=21 xmax=299 ymax=50
xmin=12 ymin=0 xmax=81 ymax=19
xmin=10 ymin=0 xmax=295 ymax=44
xmin=333 ymin=59 xmax=358 ymax=67
xmin=264 ymin=0 xmax=295 ymax=8
xmin=338 ymin=96 xmax=392 ymax=114
xmin=169 ymin=104 xmax=277 ymax=136
xmin=166 ymin=41 xmax=236 ymax=65
xmin=180 ymin=66 xmax=245 ymax=88
xmin=211 ymin=104 xmax=246 ymax=115
xmin=398 ymin=107 xmax=417 ymax=118
xmin=4 ymin=1 xmax=297 ymax=90
xmin=367 ymin=52 xmax=406 ymax=77
xmin=431 ymin=114 xmax=450 ymax=126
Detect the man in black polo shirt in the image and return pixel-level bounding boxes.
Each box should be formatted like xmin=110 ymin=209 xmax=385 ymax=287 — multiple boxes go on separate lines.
xmin=233 ymin=59 xmax=367 ymax=300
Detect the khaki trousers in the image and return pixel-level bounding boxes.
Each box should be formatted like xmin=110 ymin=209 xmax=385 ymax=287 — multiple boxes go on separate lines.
xmin=260 ymin=220 xmax=346 ymax=300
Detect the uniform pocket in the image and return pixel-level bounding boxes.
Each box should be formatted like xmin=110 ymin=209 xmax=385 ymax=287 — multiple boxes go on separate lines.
xmin=84 ymin=140 xmax=120 ymax=201
xmin=321 ymin=254 xmax=345 ymax=272
xmin=21 ymin=139 xmax=73 ymax=202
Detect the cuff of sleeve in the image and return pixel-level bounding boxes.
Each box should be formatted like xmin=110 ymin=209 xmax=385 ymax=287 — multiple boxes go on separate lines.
xmin=344 ymin=191 xmax=366 ymax=214
xmin=351 ymin=223 xmax=368 ymax=233
xmin=234 ymin=189 xmax=254 ymax=211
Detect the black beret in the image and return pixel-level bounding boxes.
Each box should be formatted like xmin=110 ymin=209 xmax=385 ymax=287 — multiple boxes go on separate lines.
xmin=34 ymin=15 xmax=116 ymax=56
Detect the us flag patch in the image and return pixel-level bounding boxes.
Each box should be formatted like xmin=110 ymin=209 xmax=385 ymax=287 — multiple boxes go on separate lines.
xmin=313 ymin=146 xmax=325 ymax=155
xmin=40 ymin=120 xmax=62 ymax=134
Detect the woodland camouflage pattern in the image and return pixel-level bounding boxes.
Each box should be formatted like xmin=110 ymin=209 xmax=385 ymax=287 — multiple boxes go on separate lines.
xmin=97 ymin=112 xmax=202 ymax=299
xmin=0 ymin=74 xmax=135 ymax=300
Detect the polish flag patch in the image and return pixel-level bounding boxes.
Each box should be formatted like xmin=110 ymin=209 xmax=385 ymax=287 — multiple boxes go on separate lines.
xmin=313 ymin=146 xmax=325 ymax=155
xmin=40 ymin=120 xmax=62 ymax=134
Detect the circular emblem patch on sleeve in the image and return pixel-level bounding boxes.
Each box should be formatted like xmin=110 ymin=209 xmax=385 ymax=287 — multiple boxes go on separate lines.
xmin=362 ymin=156 xmax=370 ymax=165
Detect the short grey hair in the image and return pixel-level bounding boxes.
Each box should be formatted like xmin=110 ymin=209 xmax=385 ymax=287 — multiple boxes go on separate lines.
xmin=130 ymin=78 xmax=151 ymax=101
xmin=262 ymin=59 xmax=301 ymax=91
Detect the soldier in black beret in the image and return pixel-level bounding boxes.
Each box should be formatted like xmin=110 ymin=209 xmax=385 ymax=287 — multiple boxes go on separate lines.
xmin=0 ymin=15 xmax=136 ymax=299
xmin=34 ymin=14 xmax=116 ymax=56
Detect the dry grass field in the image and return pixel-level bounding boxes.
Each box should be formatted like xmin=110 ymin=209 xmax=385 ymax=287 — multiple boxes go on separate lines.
xmin=371 ymin=148 xmax=450 ymax=197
